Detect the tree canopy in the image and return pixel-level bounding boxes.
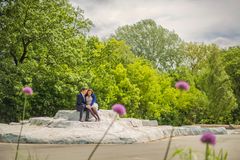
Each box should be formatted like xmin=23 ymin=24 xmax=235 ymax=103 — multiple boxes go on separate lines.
xmin=0 ymin=0 xmax=239 ymax=125
xmin=114 ymin=19 xmax=184 ymax=71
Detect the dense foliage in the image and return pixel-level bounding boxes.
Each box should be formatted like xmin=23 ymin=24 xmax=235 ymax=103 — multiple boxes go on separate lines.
xmin=0 ymin=0 xmax=239 ymax=125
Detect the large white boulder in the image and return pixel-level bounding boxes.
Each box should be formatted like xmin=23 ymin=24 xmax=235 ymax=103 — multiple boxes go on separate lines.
xmin=0 ymin=110 xmax=229 ymax=144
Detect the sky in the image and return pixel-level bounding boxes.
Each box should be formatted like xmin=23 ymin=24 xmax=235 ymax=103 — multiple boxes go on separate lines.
xmin=70 ymin=0 xmax=240 ymax=48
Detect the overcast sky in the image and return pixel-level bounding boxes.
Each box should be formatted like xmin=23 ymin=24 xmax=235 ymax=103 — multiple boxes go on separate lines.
xmin=70 ymin=0 xmax=240 ymax=47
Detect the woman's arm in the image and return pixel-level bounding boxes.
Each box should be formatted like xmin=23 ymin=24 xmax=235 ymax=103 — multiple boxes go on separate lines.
xmin=90 ymin=94 xmax=96 ymax=106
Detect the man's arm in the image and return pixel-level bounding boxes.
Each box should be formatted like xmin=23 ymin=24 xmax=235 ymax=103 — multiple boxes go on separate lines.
xmin=76 ymin=94 xmax=81 ymax=106
xmin=76 ymin=94 xmax=85 ymax=106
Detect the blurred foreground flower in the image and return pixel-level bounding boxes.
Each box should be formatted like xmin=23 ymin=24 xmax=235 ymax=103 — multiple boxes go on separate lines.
xmin=201 ymin=132 xmax=216 ymax=145
xmin=87 ymin=104 xmax=126 ymax=160
xmin=163 ymin=81 xmax=190 ymax=160
xmin=201 ymin=132 xmax=216 ymax=160
xmin=112 ymin=104 xmax=126 ymax=116
xmin=15 ymin=86 xmax=33 ymax=160
xmin=175 ymin=80 xmax=190 ymax=91
xmin=170 ymin=132 xmax=227 ymax=160
xmin=22 ymin=86 xmax=33 ymax=95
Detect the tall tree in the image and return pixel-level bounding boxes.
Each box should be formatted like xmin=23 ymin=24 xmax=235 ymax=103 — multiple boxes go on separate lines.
xmin=0 ymin=0 xmax=92 ymax=65
xmin=0 ymin=0 xmax=92 ymax=122
xmin=222 ymin=46 xmax=240 ymax=122
xmin=197 ymin=45 xmax=236 ymax=123
xmin=114 ymin=19 xmax=184 ymax=71
xmin=183 ymin=42 xmax=210 ymax=73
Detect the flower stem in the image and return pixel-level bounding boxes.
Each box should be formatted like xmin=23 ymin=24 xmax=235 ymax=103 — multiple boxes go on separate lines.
xmin=87 ymin=114 xmax=118 ymax=160
xmin=163 ymin=128 xmax=174 ymax=160
xmin=15 ymin=95 xmax=27 ymax=160
xmin=205 ymin=143 xmax=209 ymax=160
xmin=22 ymin=96 xmax=26 ymax=122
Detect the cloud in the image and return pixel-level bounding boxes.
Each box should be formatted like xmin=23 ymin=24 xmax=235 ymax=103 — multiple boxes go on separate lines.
xmin=70 ymin=0 xmax=240 ymax=47
xmin=206 ymin=37 xmax=240 ymax=48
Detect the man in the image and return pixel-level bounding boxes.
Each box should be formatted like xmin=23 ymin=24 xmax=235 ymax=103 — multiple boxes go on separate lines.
xmin=76 ymin=87 xmax=89 ymax=122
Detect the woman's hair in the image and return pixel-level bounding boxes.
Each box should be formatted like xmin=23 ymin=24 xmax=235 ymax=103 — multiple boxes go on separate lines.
xmin=86 ymin=89 xmax=93 ymax=95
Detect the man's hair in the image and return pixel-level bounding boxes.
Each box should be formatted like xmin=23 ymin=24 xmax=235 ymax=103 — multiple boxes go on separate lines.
xmin=80 ymin=87 xmax=87 ymax=92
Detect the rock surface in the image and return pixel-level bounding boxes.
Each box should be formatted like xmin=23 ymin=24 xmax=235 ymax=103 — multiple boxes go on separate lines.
xmin=0 ymin=110 xmax=228 ymax=144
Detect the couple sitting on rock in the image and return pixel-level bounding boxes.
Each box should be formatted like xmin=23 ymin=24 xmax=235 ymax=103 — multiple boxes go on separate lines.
xmin=76 ymin=87 xmax=101 ymax=122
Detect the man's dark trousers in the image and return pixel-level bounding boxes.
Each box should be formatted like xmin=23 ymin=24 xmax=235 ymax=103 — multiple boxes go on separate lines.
xmin=76 ymin=93 xmax=89 ymax=121
xmin=78 ymin=105 xmax=89 ymax=121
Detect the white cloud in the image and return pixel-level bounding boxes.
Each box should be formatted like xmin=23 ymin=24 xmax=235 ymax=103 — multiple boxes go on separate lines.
xmin=70 ymin=0 xmax=240 ymax=47
xmin=207 ymin=37 xmax=240 ymax=48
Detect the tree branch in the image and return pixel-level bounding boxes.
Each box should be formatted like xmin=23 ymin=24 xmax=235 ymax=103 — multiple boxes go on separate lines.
xmin=9 ymin=48 xmax=18 ymax=66
xmin=19 ymin=4 xmax=32 ymax=64
xmin=19 ymin=38 xmax=31 ymax=64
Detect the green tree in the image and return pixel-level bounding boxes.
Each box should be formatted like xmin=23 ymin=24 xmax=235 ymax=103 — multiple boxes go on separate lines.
xmin=126 ymin=60 xmax=174 ymax=120
xmin=222 ymin=46 xmax=240 ymax=123
xmin=0 ymin=0 xmax=92 ymax=65
xmin=167 ymin=66 xmax=209 ymax=125
xmin=183 ymin=42 xmax=211 ymax=73
xmin=0 ymin=61 xmax=23 ymax=122
xmin=82 ymin=38 xmax=137 ymax=109
xmin=170 ymin=43 xmax=237 ymax=124
xmin=114 ymin=19 xmax=184 ymax=70
xmin=0 ymin=0 xmax=92 ymax=122
xmin=197 ymin=45 xmax=236 ymax=123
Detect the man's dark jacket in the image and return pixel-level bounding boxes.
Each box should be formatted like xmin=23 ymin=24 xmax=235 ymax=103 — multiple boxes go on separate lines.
xmin=76 ymin=93 xmax=86 ymax=111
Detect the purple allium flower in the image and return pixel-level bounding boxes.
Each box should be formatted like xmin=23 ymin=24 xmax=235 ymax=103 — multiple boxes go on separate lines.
xmin=112 ymin=104 xmax=126 ymax=116
xmin=22 ymin=86 xmax=33 ymax=95
xmin=201 ymin=132 xmax=216 ymax=145
xmin=175 ymin=80 xmax=190 ymax=91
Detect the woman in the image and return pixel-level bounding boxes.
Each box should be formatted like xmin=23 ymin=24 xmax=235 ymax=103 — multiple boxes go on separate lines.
xmin=85 ymin=89 xmax=100 ymax=121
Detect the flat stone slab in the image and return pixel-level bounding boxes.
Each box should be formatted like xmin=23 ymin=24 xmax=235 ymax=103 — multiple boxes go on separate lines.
xmin=29 ymin=117 xmax=53 ymax=126
xmin=0 ymin=110 xmax=229 ymax=144
xmin=142 ymin=120 xmax=158 ymax=126
xmin=54 ymin=110 xmax=116 ymax=122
